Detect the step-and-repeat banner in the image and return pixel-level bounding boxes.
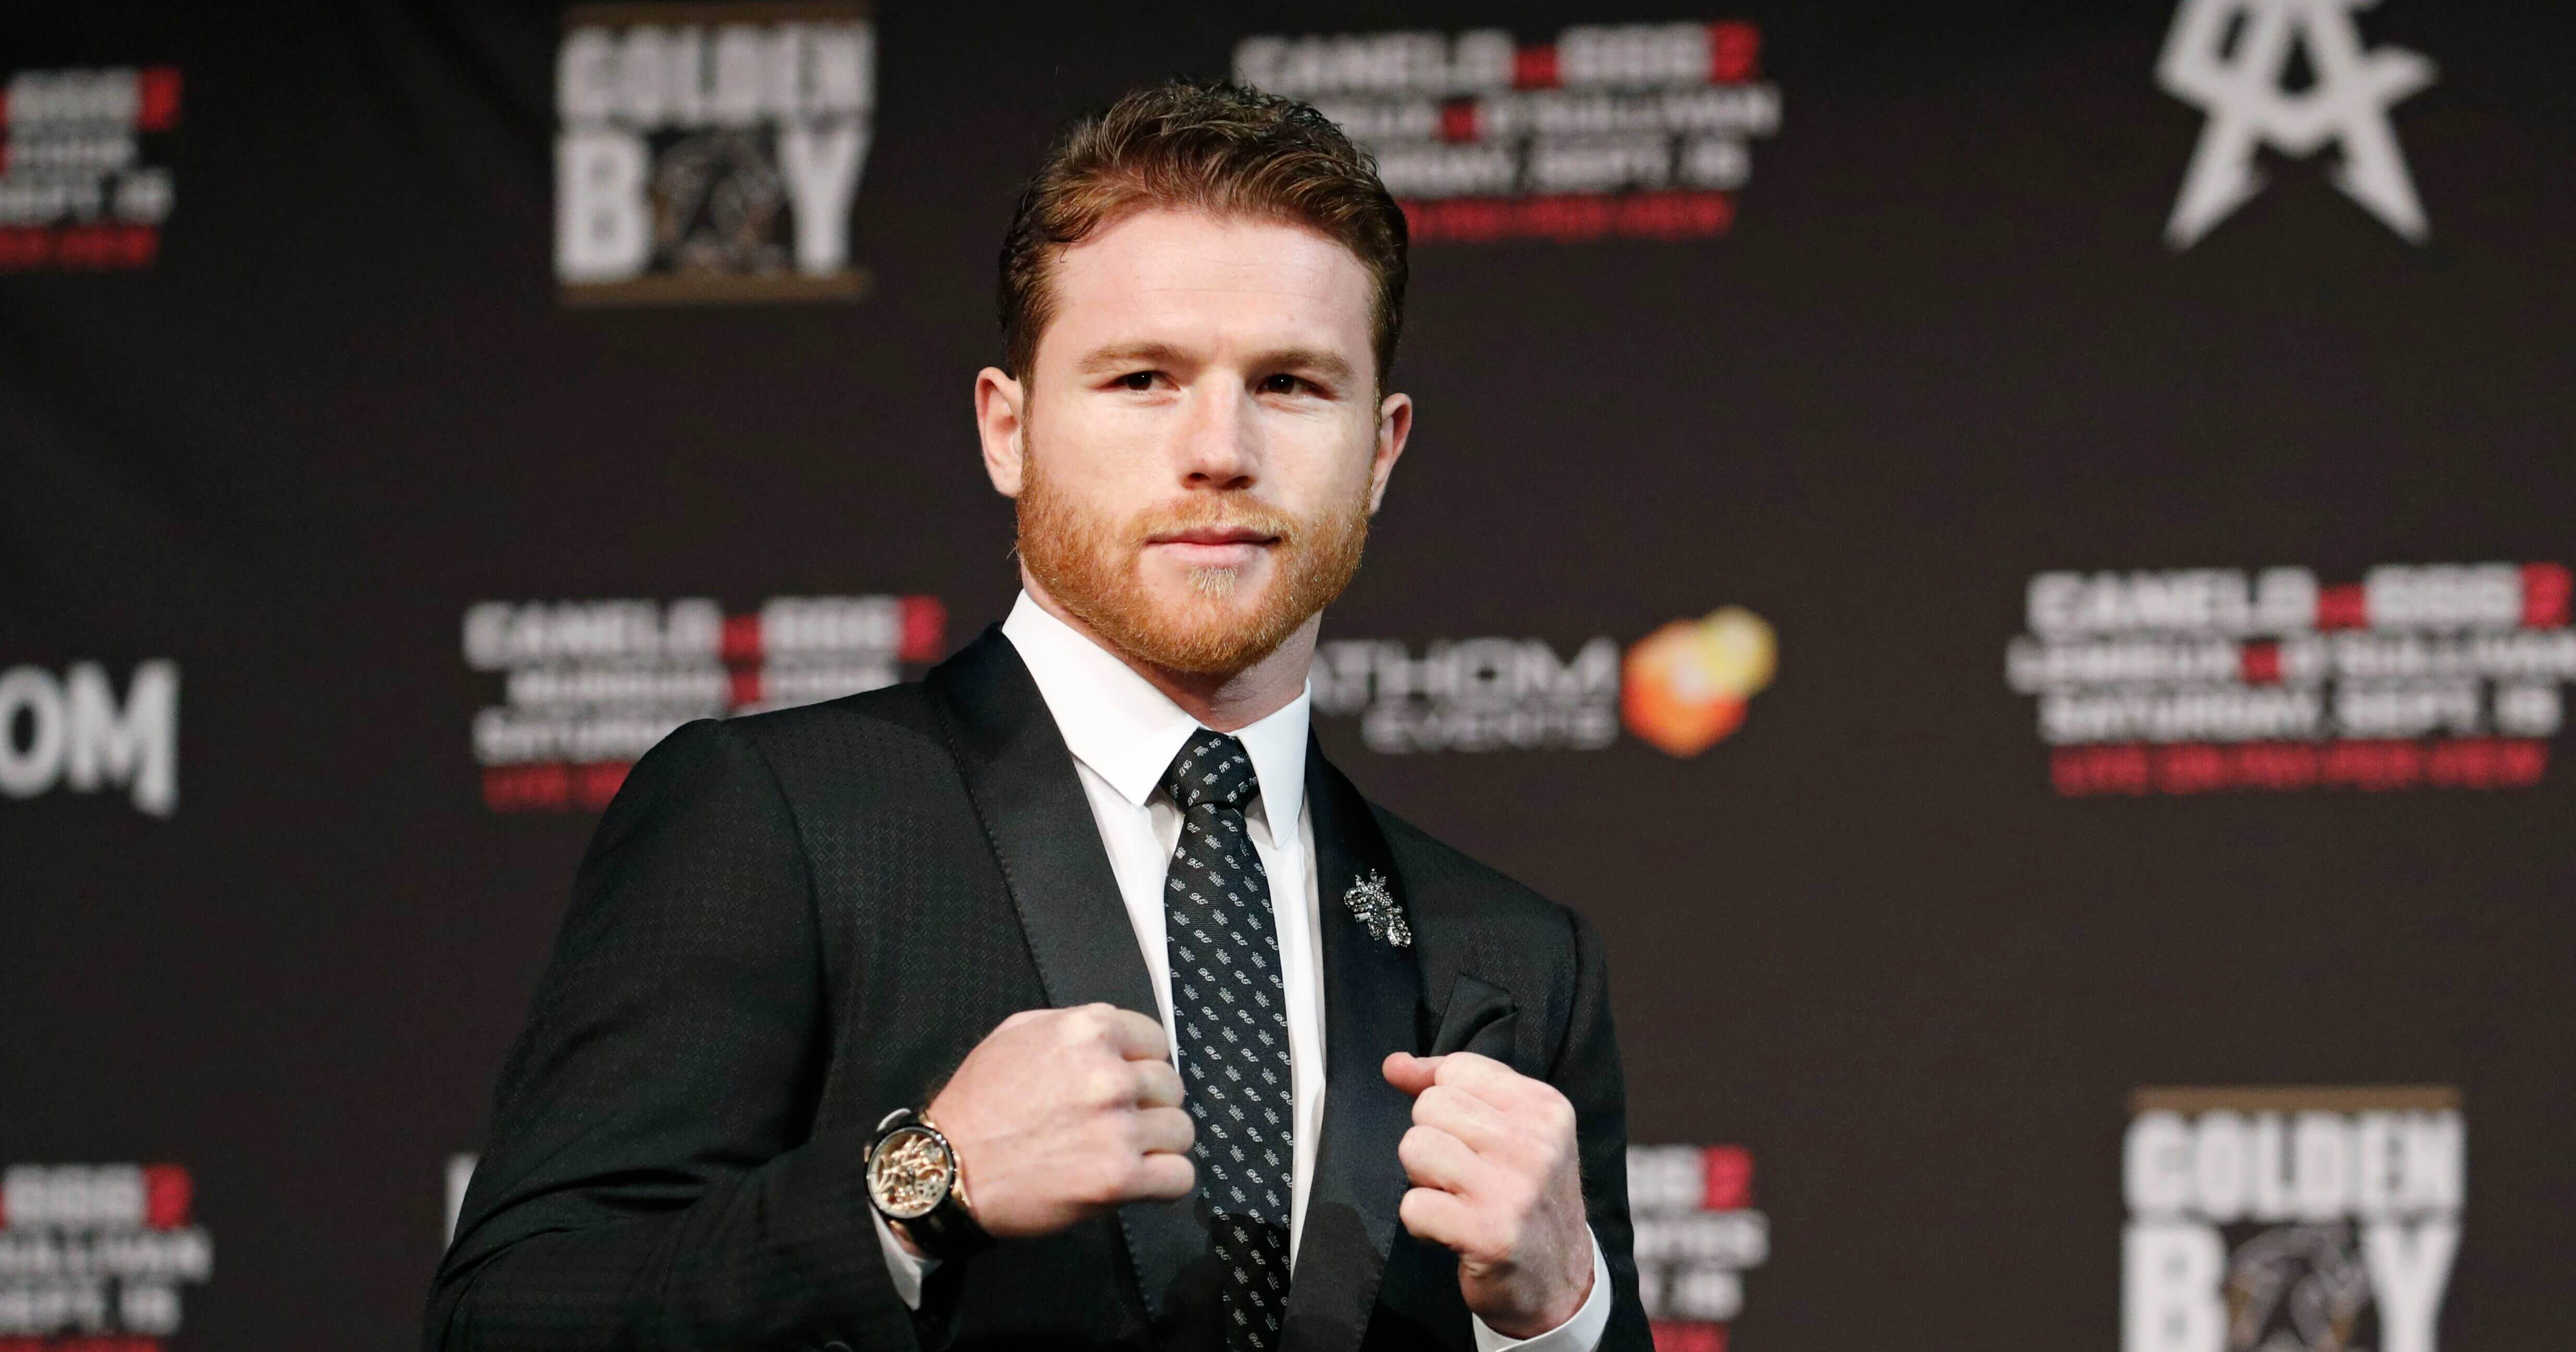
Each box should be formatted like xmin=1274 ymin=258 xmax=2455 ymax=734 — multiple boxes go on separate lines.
xmin=5 ymin=1 xmax=2568 ymax=1348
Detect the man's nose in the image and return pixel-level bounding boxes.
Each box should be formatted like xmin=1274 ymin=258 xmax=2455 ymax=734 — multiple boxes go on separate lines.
xmin=1178 ymin=380 xmax=1256 ymax=489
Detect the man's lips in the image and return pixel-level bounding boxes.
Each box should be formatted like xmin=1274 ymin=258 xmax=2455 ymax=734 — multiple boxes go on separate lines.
xmin=1150 ymin=526 xmax=1280 ymax=547
xmin=1146 ymin=526 xmax=1280 ymax=566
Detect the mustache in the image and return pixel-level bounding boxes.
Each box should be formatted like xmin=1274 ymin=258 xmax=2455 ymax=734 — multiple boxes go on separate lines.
xmin=1126 ymin=497 xmax=1303 ymax=542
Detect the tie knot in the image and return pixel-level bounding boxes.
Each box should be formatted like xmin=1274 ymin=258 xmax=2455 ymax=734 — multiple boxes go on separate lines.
xmin=1162 ymin=730 xmax=1259 ymax=813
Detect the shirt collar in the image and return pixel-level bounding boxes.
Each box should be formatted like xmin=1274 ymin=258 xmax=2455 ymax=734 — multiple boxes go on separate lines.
xmin=1000 ymin=591 xmax=1310 ymax=832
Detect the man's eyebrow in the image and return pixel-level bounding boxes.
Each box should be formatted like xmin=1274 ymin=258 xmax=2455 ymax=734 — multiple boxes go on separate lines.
xmin=1075 ymin=341 xmax=1194 ymax=373
xmin=1255 ymin=348 xmax=1358 ymax=384
xmin=1072 ymin=342 xmax=1360 ymax=387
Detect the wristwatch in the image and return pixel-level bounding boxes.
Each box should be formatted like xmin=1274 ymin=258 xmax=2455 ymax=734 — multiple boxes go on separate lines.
xmin=864 ymin=1107 xmax=992 ymax=1261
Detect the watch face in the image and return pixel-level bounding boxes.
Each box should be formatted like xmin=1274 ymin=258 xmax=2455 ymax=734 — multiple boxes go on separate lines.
xmin=868 ymin=1125 xmax=952 ymax=1221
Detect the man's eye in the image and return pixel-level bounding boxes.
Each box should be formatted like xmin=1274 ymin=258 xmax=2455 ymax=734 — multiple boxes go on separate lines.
xmin=1260 ymin=374 xmax=1307 ymax=395
xmin=1119 ymin=371 xmax=1157 ymax=391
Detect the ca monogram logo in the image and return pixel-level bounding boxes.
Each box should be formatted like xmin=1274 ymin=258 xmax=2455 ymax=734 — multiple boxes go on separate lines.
xmin=2156 ymin=0 xmax=2435 ymax=250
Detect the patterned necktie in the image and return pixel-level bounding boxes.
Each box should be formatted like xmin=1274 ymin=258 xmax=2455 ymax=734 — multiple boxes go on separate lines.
xmin=1159 ymin=730 xmax=1293 ymax=1351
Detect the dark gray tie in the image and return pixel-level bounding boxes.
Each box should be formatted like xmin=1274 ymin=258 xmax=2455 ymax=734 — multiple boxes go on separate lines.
xmin=1160 ymin=730 xmax=1293 ymax=1351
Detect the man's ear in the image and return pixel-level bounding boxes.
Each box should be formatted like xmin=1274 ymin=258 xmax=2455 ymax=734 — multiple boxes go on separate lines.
xmin=1367 ymin=390 xmax=1414 ymax=515
xmin=975 ymin=367 xmax=1028 ymax=498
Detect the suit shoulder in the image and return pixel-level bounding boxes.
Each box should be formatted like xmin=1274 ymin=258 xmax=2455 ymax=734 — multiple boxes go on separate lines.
xmin=715 ymin=679 xmax=943 ymax=758
xmin=690 ymin=680 xmax=957 ymax=805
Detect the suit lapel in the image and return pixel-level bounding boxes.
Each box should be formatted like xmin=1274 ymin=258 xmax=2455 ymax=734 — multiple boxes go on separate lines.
xmin=1282 ymin=742 xmax=1427 ymax=1352
xmin=924 ymin=626 xmax=1206 ymax=1327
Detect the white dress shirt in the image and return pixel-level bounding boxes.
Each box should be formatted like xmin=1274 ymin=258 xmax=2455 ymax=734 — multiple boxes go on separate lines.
xmin=871 ymin=593 xmax=1609 ymax=1351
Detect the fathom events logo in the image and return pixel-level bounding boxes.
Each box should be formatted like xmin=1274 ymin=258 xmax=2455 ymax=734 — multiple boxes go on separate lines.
xmin=0 ymin=1162 xmax=213 ymax=1341
xmin=1236 ymin=21 xmax=1779 ymax=245
xmin=0 ymin=65 xmax=182 ymax=271
xmin=464 ymin=593 xmax=942 ymax=812
xmin=1629 ymin=1144 xmax=1767 ymax=1352
xmin=1312 ymin=605 xmax=1774 ymax=756
xmin=2124 ymin=1087 xmax=2461 ymax=1352
xmin=2009 ymin=563 xmax=2573 ymax=796
xmin=2157 ymin=0 xmax=2435 ymax=249
xmin=0 ymin=662 xmax=178 ymax=817
xmin=555 ymin=3 xmax=874 ymax=303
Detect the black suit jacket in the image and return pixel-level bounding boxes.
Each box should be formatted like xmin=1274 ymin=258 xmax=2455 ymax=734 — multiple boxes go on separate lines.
xmin=427 ymin=628 xmax=1650 ymax=1352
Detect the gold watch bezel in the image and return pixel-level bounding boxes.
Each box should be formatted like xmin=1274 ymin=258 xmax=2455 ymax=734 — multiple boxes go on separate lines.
xmin=866 ymin=1122 xmax=955 ymax=1222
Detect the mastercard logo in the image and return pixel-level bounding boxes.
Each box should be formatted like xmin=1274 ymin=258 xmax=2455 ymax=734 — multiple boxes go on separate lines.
xmin=1620 ymin=606 xmax=1777 ymax=757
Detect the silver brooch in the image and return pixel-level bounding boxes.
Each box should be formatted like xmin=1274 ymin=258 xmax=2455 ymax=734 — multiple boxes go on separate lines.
xmin=1342 ymin=870 xmax=1412 ymax=948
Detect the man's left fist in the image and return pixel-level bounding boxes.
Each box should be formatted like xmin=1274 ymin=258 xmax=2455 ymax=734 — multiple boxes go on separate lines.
xmin=1382 ymin=1051 xmax=1594 ymax=1339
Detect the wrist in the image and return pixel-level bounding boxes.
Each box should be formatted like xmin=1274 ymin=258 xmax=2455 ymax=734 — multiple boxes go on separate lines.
xmin=1479 ymin=1227 xmax=1594 ymax=1338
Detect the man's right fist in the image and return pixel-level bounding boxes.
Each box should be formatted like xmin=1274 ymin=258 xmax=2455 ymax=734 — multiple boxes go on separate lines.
xmin=923 ymin=1003 xmax=1196 ymax=1239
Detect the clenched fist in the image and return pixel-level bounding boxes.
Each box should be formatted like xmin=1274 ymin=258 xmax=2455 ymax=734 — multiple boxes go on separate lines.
xmin=923 ymin=1003 xmax=1196 ymax=1241
xmin=1383 ymin=1051 xmax=1594 ymax=1339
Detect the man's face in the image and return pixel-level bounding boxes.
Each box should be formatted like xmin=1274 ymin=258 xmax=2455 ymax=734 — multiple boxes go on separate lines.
xmin=977 ymin=208 xmax=1410 ymax=676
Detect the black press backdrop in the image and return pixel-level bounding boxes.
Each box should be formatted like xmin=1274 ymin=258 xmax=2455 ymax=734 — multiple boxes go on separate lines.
xmin=4 ymin=1 xmax=2572 ymax=1348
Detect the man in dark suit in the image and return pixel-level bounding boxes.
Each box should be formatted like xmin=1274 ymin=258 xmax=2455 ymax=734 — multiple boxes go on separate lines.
xmin=428 ymin=81 xmax=1650 ymax=1352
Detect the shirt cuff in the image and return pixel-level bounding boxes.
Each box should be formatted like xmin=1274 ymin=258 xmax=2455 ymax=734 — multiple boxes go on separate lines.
xmin=869 ymin=1206 xmax=939 ymax=1310
xmin=1469 ymin=1223 xmax=1613 ymax=1352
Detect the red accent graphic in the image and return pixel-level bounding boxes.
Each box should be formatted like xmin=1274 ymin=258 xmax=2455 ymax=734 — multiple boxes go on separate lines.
xmin=1650 ymin=1324 xmax=1729 ymax=1352
xmin=2053 ymin=744 xmax=2151 ymax=795
xmin=1404 ymin=192 xmax=1734 ymax=245
xmin=729 ymin=667 xmax=764 ymax=707
xmin=482 ymin=761 xmax=634 ymax=812
xmin=1439 ymin=99 xmax=1481 ymax=143
xmin=137 ymin=66 xmax=185 ymax=131
xmin=2054 ymin=739 xmax=2547 ymax=797
xmin=1514 ymin=44 xmax=1560 ymax=89
xmin=0 ymin=225 xmax=162 ymax=271
xmin=2315 ymin=582 xmax=2368 ymax=629
xmin=1707 ymin=22 xmax=1762 ymax=82
xmin=2238 ymin=641 xmax=2282 ymax=685
xmin=2522 ymin=562 xmax=2571 ymax=628
xmin=721 ymin=612 xmax=764 ymax=662
xmin=143 ymin=1163 xmax=193 ymax=1229
xmin=899 ymin=593 xmax=948 ymax=662
xmin=576 ymin=761 xmax=630 ymax=809
xmin=1701 ymin=1145 xmax=1754 ymax=1210
xmin=484 ymin=763 xmax=571 ymax=811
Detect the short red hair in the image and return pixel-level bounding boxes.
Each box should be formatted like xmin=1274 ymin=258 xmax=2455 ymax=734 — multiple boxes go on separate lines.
xmin=997 ymin=80 xmax=1409 ymax=388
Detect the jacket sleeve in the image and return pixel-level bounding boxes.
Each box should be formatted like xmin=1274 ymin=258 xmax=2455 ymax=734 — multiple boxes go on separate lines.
xmin=424 ymin=719 xmax=920 ymax=1351
xmin=1548 ymin=908 xmax=1653 ymax=1351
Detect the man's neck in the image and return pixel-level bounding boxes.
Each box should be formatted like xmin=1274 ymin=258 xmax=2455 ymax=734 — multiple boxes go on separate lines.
xmin=1019 ymin=572 xmax=1315 ymax=734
